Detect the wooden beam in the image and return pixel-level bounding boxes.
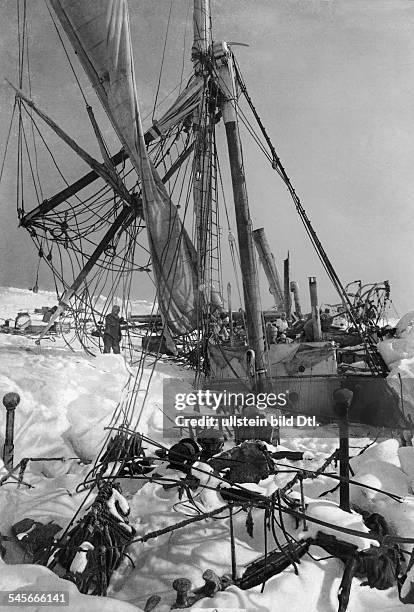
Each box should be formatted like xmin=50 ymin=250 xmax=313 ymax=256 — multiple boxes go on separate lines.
xmin=20 ymin=141 xmax=194 ymax=227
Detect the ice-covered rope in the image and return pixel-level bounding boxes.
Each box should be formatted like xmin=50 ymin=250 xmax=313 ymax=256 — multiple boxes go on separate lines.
xmin=73 ymin=434 xmax=414 ymax=547
xmin=275 ymin=459 xmax=404 ymax=503
xmin=45 ymin=466 xmax=414 ymax=551
xmin=133 ymin=504 xmax=229 ymax=544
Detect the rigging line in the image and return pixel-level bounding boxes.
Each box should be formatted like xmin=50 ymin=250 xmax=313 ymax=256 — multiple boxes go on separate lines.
xmin=116 ymin=340 xmax=159 ymax=440
xmin=16 ymin=3 xmax=26 ymax=215
xmin=17 ymin=1 xmax=21 ymax=87
xmin=17 ymin=0 xmax=27 ymax=89
xmin=214 ymin=146 xmax=244 ymax=308
xmin=27 ymin=111 xmax=84 ymax=205
xmin=126 ymin=191 xmax=196 ymax=421
xmin=234 ymin=62 xmax=354 ymax=314
xmin=130 ymin=257 xmax=191 ymax=431
xmin=20 ymin=118 xmax=42 ymax=205
xmin=179 ymin=0 xmax=192 ymax=92
xmin=152 ymin=0 xmax=174 ymax=122
xmin=235 ymin=105 xmax=272 ymax=161
xmin=210 ymin=63 xmax=272 ymax=162
xmin=234 ymin=62 xmax=386 ymax=373
xmin=0 ymin=102 xmax=17 ymax=186
xmin=17 ymin=104 xmax=23 ymax=214
xmin=21 ymin=0 xmax=44 ymax=201
xmin=44 ymin=0 xmax=88 ymax=106
xmin=59 ymin=197 xmax=119 ymax=226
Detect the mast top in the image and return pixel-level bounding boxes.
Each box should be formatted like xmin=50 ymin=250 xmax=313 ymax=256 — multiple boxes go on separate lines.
xmin=192 ymin=0 xmax=212 ymax=74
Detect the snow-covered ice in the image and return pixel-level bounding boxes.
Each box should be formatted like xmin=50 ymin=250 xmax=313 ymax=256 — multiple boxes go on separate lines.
xmin=0 ymin=287 xmax=412 ymax=611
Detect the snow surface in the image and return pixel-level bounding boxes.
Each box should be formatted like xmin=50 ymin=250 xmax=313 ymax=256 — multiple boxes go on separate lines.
xmin=379 ymin=311 xmax=414 ymax=420
xmin=0 ymin=287 xmax=412 ymax=611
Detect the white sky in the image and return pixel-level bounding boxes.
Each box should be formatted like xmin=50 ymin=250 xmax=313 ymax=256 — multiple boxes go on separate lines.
xmin=0 ymin=0 xmax=414 ymax=316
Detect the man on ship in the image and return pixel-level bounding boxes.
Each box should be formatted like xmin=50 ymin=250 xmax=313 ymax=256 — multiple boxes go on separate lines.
xmin=275 ymin=312 xmax=289 ymax=334
xmin=103 ymin=305 xmax=123 ymax=354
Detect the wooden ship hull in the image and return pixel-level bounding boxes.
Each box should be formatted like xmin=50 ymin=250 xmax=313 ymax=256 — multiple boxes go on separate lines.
xmin=206 ymin=342 xmax=407 ymax=429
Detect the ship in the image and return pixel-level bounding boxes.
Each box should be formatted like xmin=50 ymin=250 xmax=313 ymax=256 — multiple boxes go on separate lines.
xmin=3 ymin=0 xmax=409 ymax=433
xmin=2 ymin=3 xmax=414 ymax=607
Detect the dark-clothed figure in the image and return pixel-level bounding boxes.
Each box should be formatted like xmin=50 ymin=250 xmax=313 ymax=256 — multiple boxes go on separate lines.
xmin=320 ymin=308 xmax=333 ymax=333
xmin=303 ymin=316 xmax=315 ymax=342
xmin=103 ymin=305 xmax=122 ymax=354
xmin=42 ymin=305 xmax=58 ymax=323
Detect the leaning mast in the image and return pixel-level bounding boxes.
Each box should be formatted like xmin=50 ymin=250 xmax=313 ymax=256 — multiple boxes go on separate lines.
xmin=219 ymin=54 xmax=267 ymax=389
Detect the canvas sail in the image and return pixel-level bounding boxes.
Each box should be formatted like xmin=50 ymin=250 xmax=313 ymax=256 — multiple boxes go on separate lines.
xmin=49 ymin=0 xmax=199 ymax=335
xmin=145 ymin=77 xmax=204 ymax=143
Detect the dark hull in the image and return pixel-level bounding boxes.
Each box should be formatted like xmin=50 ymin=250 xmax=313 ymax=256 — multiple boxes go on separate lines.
xmin=205 ymin=342 xmax=409 ymax=430
xmin=205 ymin=374 xmax=408 ymax=430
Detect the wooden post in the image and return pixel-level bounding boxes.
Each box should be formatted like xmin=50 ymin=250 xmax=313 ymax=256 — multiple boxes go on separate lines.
xmin=3 ymin=392 xmax=20 ymax=470
xmin=309 ymin=277 xmax=322 ymax=341
xmin=284 ymin=253 xmax=291 ymax=321
xmin=339 ymin=409 xmax=350 ymax=512
xmin=290 ymin=280 xmax=302 ymax=319
xmin=333 ymin=388 xmax=353 ymax=513
xmin=229 ymin=502 xmax=237 ymax=581
xmin=252 ymin=228 xmax=284 ymax=310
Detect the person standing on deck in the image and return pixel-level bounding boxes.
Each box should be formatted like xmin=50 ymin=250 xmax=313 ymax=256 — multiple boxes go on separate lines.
xmin=303 ymin=315 xmax=315 ymax=342
xmin=103 ymin=305 xmax=123 ymax=354
xmin=265 ymin=321 xmax=278 ymax=346
xmin=275 ymin=312 xmax=289 ymax=334
xmin=320 ymin=308 xmax=333 ymax=340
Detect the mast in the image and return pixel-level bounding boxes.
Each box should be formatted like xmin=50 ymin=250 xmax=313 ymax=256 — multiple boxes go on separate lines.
xmin=214 ymin=41 xmax=266 ymax=389
xmin=192 ymin=0 xmax=214 ymax=315
xmin=192 ymin=0 xmax=211 ymax=69
xmin=252 ymin=228 xmax=284 ymax=310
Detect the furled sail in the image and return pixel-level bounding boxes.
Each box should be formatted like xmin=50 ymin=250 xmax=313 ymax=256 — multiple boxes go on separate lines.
xmin=145 ymin=77 xmax=204 ymax=144
xmin=49 ymin=0 xmax=199 ymax=335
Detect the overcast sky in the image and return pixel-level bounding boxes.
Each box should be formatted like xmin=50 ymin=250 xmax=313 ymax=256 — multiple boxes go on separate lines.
xmin=1 ymin=0 xmax=414 ymax=316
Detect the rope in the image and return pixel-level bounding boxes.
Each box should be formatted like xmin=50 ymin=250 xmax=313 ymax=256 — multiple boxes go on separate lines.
xmin=0 ymin=102 xmax=17 ymax=185
xmin=44 ymin=0 xmax=89 ymax=106
xmin=230 ymin=56 xmax=387 ymax=376
xmin=151 ymin=0 xmax=174 ymax=122
xmin=135 ymin=504 xmax=229 ymax=544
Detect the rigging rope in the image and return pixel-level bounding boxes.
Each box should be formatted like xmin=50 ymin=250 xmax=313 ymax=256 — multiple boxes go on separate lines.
xmin=44 ymin=0 xmax=89 ymax=106
xmin=230 ymin=57 xmax=387 ymax=376
xmin=152 ymin=0 xmax=174 ymax=122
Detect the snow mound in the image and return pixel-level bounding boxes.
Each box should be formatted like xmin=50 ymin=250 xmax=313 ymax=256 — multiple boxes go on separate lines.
xmin=350 ymin=439 xmax=401 ymax=472
xmin=297 ymin=499 xmax=375 ymax=550
xmin=350 ymin=460 xmax=411 ymax=510
xmin=0 ymin=563 xmax=142 ymax=611
xmin=398 ymin=446 xmax=414 ymax=482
